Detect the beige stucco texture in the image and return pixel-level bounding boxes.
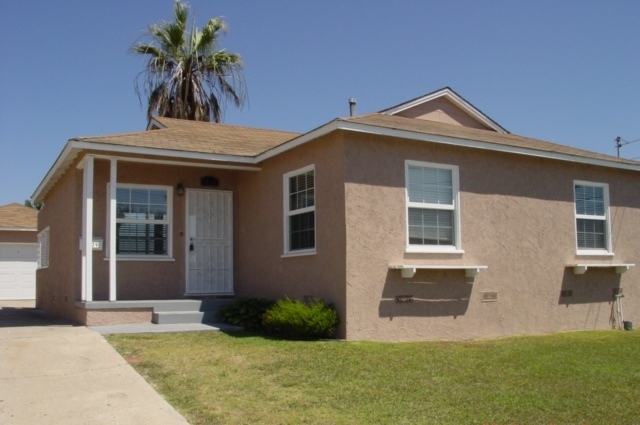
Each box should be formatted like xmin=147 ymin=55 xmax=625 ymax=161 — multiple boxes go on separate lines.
xmin=236 ymin=132 xmax=348 ymax=336
xmin=343 ymin=132 xmax=639 ymax=341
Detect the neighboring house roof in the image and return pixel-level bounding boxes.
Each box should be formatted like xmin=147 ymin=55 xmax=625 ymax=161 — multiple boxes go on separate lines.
xmin=0 ymin=203 xmax=38 ymax=231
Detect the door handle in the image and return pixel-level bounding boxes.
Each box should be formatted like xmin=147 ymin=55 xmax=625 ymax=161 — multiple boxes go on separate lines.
xmin=189 ymin=242 xmax=194 ymax=251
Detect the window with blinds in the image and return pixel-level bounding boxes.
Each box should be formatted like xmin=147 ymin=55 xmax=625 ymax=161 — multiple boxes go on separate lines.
xmin=115 ymin=185 xmax=172 ymax=257
xmin=405 ymin=161 xmax=460 ymax=252
xmin=284 ymin=165 xmax=315 ymax=254
xmin=574 ymin=182 xmax=610 ymax=252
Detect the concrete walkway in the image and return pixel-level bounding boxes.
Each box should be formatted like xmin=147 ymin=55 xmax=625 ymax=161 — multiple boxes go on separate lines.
xmin=0 ymin=301 xmax=190 ymax=425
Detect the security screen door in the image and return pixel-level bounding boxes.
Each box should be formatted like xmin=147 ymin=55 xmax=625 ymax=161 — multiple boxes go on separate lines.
xmin=186 ymin=190 xmax=233 ymax=294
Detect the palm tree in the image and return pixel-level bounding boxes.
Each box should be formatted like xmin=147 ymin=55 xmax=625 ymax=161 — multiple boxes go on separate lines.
xmin=132 ymin=1 xmax=246 ymax=122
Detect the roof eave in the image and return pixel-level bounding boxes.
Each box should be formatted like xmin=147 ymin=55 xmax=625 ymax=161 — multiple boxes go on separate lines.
xmin=31 ymin=140 xmax=260 ymax=203
xmin=258 ymin=117 xmax=639 ymax=172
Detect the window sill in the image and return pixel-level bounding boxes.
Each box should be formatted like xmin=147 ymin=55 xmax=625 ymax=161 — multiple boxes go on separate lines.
xmin=104 ymin=257 xmax=175 ymax=262
xmin=281 ymin=250 xmax=317 ymax=258
xmin=567 ymin=263 xmax=635 ymax=275
xmin=389 ymin=264 xmax=487 ymax=279
xmin=405 ymin=247 xmax=464 ymax=254
xmin=576 ymin=250 xmax=614 ymax=257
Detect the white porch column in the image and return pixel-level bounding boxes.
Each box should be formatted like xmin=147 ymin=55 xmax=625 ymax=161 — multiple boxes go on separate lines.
xmin=81 ymin=155 xmax=94 ymax=301
xmin=108 ymin=159 xmax=117 ymax=301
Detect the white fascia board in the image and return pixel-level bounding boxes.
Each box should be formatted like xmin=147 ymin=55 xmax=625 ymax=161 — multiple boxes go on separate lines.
xmin=31 ymin=142 xmax=78 ymax=202
xmin=382 ymin=88 xmax=508 ymax=134
xmin=339 ymin=122 xmax=640 ymax=173
xmin=257 ymin=120 xmax=640 ymax=172
xmin=71 ymin=141 xmax=257 ymax=164
xmin=85 ymin=154 xmax=262 ymax=171
xmin=256 ymin=121 xmax=341 ymax=162
xmin=0 ymin=227 xmax=37 ymax=231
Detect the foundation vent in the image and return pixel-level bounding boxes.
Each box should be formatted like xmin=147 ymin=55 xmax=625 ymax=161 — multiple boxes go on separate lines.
xmin=481 ymin=291 xmax=498 ymax=302
xmin=395 ymin=295 xmax=414 ymax=304
xmin=613 ymin=287 xmax=624 ymax=296
xmin=560 ymin=290 xmax=573 ymax=298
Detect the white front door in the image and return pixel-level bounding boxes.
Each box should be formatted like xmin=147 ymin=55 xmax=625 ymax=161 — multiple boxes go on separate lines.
xmin=186 ymin=190 xmax=233 ymax=295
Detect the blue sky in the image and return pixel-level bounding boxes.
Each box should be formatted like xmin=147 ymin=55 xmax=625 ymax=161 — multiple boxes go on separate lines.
xmin=1 ymin=1 xmax=639 ymax=206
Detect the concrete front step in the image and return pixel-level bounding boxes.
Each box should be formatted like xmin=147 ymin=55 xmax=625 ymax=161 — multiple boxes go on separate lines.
xmin=151 ymin=299 xmax=235 ymax=324
xmin=151 ymin=299 xmax=234 ymax=312
xmin=76 ymin=298 xmax=235 ymax=326
xmin=152 ymin=310 xmax=217 ymax=325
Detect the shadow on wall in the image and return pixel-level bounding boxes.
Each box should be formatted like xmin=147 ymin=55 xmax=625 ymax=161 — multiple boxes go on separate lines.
xmin=559 ymin=267 xmax=623 ymax=330
xmin=558 ymin=268 xmax=622 ymax=305
xmin=379 ymin=270 xmax=472 ymax=318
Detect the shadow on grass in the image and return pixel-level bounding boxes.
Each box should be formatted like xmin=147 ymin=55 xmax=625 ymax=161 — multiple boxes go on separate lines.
xmin=219 ymin=329 xmax=341 ymax=342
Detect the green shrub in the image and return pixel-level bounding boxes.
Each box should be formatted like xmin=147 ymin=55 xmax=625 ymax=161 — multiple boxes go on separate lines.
xmin=216 ymin=298 xmax=275 ymax=331
xmin=262 ymin=298 xmax=339 ymax=339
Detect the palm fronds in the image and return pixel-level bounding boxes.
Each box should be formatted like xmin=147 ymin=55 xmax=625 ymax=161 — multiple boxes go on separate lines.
xmin=132 ymin=1 xmax=246 ymax=122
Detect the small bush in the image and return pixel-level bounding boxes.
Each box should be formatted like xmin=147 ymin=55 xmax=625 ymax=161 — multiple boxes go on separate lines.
xmin=262 ymin=298 xmax=339 ymax=339
xmin=217 ymin=298 xmax=275 ymax=331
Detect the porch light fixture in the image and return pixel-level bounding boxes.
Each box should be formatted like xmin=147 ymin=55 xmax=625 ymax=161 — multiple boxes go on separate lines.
xmin=176 ymin=183 xmax=184 ymax=196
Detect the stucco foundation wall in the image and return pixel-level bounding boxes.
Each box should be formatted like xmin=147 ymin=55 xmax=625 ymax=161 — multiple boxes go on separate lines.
xmin=36 ymin=164 xmax=82 ymax=323
xmin=235 ymin=133 xmax=348 ymax=337
xmin=0 ymin=230 xmax=37 ymax=244
xmin=84 ymin=308 xmax=153 ymax=326
xmin=90 ymin=158 xmax=239 ymax=300
xmin=343 ymin=132 xmax=640 ymax=341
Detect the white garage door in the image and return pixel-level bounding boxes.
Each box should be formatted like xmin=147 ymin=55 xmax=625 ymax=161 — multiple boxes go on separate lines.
xmin=0 ymin=244 xmax=37 ymax=300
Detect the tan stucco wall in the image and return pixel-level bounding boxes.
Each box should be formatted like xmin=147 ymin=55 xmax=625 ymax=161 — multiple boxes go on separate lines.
xmin=395 ymin=98 xmax=490 ymax=130
xmin=343 ymin=132 xmax=640 ymax=341
xmin=0 ymin=230 xmax=37 ymax=244
xmin=236 ymin=132 xmax=348 ymax=337
xmin=36 ymin=163 xmax=83 ymax=322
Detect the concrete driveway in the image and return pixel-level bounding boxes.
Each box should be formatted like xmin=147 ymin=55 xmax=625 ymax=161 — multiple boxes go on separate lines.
xmin=0 ymin=301 xmax=189 ymax=425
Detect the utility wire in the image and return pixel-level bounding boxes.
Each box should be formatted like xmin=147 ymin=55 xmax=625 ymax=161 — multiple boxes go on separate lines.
xmin=614 ymin=136 xmax=640 ymax=157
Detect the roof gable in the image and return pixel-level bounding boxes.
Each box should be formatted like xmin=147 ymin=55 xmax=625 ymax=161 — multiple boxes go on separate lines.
xmin=380 ymin=87 xmax=508 ymax=134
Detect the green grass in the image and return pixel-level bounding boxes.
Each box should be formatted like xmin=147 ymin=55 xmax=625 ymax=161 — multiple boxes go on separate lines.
xmin=107 ymin=331 xmax=640 ymax=425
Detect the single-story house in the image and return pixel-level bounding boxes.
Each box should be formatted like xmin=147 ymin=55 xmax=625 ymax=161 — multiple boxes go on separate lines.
xmin=32 ymin=87 xmax=639 ymax=340
xmin=0 ymin=203 xmax=38 ymax=300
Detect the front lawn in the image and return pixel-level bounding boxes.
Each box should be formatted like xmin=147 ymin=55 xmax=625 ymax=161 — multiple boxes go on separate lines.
xmin=107 ymin=331 xmax=640 ymax=425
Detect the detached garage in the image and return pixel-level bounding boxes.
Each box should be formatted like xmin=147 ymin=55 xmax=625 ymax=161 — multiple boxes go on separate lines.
xmin=0 ymin=203 xmax=38 ymax=300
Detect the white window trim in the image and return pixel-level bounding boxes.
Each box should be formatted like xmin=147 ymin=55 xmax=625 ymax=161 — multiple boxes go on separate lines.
xmin=405 ymin=160 xmax=462 ymax=254
xmin=37 ymin=227 xmax=50 ymax=269
xmin=574 ymin=180 xmax=612 ymax=256
xmin=283 ymin=164 xmax=316 ymax=256
xmin=106 ymin=183 xmax=173 ymax=260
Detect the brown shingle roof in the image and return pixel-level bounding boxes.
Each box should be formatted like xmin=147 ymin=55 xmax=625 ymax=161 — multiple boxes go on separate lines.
xmin=344 ymin=113 xmax=639 ymax=167
xmin=0 ymin=203 xmax=38 ymax=229
xmin=71 ymin=117 xmax=300 ymax=157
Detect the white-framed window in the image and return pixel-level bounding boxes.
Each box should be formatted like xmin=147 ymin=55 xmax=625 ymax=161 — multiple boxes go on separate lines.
xmin=37 ymin=227 xmax=50 ymax=269
xmin=114 ymin=184 xmax=172 ymax=258
xmin=574 ymin=181 xmax=611 ymax=255
xmin=405 ymin=160 xmax=462 ymax=253
xmin=283 ymin=165 xmax=316 ymax=255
